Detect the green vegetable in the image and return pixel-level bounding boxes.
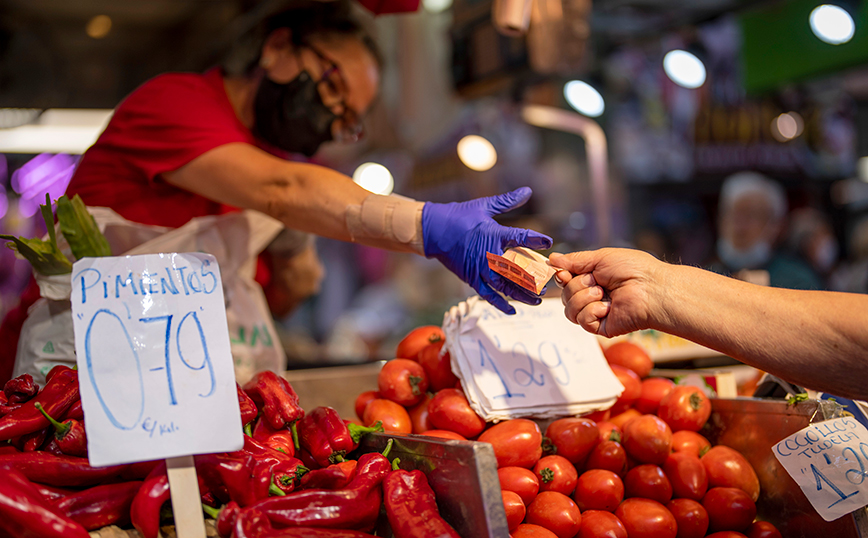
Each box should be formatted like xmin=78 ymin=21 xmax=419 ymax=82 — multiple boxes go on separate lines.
xmin=56 ymin=194 xmax=111 ymax=259
xmin=787 ymin=393 xmax=809 ymax=405
xmin=0 ymin=194 xmax=72 ymax=275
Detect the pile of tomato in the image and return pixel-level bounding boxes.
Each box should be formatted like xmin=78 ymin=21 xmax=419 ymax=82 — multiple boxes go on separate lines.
xmin=354 ymin=329 xmax=782 ymax=538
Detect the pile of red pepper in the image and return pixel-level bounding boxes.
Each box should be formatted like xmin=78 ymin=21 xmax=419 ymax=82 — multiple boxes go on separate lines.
xmin=0 ymin=368 xmax=462 ymax=538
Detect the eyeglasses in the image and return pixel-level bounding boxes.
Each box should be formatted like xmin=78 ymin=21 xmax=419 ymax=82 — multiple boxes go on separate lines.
xmin=306 ymin=45 xmax=364 ymax=143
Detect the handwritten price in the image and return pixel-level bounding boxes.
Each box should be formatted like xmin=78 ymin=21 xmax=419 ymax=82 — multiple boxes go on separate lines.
xmin=477 ymin=338 xmax=571 ymax=400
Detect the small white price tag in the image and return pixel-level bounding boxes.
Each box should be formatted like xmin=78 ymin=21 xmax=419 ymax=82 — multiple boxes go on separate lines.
xmin=772 ymin=416 xmax=868 ymax=522
xmin=71 ymin=253 xmax=243 ymax=467
xmin=444 ymin=297 xmax=623 ymax=421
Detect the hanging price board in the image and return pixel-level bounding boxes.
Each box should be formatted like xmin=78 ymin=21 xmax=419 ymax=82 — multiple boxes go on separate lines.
xmin=772 ymin=416 xmax=868 ymax=522
xmin=71 ymin=253 xmax=243 ymax=467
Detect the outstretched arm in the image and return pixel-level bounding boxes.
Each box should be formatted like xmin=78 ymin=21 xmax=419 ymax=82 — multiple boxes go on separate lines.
xmin=549 ymin=249 xmax=868 ymax=400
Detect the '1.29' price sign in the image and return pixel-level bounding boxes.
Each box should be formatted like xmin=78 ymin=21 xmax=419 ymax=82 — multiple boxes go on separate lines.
xmin=773 ymin=416 xmax=868 ymax=522
xmin=71 ymin=253 xmax=243 ymax=467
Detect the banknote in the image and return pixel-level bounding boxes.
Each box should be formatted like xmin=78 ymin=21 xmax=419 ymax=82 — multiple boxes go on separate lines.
xmin=486 ymin=247 xmax=555 ymax=295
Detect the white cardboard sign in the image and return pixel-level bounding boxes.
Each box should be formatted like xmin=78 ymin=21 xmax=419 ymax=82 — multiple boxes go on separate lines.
xmin=71 ymin=253 xmax=243 ymax=467
xmin=773 ymin=416 xmax=868 ymax=522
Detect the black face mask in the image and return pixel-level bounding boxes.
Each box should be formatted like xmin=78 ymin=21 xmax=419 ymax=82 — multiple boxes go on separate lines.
xmin=253 ymin=71 xmax=337 ymax=157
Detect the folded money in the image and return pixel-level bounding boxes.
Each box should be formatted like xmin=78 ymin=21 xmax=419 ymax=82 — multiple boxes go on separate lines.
xmin=486 ymin=247 xmax=555 ymax=295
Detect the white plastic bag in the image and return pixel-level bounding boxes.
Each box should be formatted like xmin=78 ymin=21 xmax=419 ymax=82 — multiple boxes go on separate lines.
xmin=14 ymin=208 xmax=285 ymax=385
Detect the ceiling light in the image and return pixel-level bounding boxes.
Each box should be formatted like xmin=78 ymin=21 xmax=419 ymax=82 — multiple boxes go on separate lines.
xmin=352 ymin=162 xmax=394 ymax=195
xmin=771 ymin=112 xmax=805 ymax=142
xmin=663 ymin=50 xmax=707 ymax=89
xmin=0 ymin=109 xmax=113 ymax=154
xmin=457 ymin=135 xmax=497 ymax=171
xmin=423 ymin=0 xmax=453 ymax=13
xmin=86 ymin=15 xmax=112 ymax=39
xmin=810 ymin=5 xmax=855 ymax=45
xmin=563 ymin=81 xmax=605 ymax=117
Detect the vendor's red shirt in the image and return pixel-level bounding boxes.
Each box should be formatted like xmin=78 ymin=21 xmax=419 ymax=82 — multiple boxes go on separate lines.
xmin=67 ymin=68 xmax=260 ymax=227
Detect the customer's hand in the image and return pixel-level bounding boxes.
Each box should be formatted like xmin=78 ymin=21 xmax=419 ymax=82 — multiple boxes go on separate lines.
xmin=549 ymin=248 xmax=665 ymax=337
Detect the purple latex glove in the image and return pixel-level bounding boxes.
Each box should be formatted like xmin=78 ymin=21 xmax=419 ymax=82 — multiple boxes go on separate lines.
xmin=422 ymin=187 xmax=553 ymax=314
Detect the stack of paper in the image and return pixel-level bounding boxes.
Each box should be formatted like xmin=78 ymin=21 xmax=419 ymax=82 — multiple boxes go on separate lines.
xmin=443 ymin=296 xmax=624 ymax=422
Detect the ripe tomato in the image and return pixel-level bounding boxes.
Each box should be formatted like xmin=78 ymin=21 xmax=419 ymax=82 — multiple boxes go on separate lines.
xmin=610 ymin=365 xmax=642 ymax=414
xmin=746 ymin=521 xmax=783 ymax=538
xmin=625 ymin=464 xmax=672 ymax=504
xmin=666 ymin=498 xmax=708 ymax=538
xmin=502 ymin=489 xmax=526 ymax=532
xmin=578 ymin=510 xmax=627 ymax=538
xmin=362 ymin=399 xmax=411 ymax=434
xmin=614 ymin=498 xmax=677 ymax=538
xmin=478 ymin=418 xmax=543 ymax=469
xmin=657 ymin=386 xmax=712 ymax=432
xmin=427 ymin=388 xmax=486 ymax=439
xmin=605 ymin=341 xmax=653 ymax=378
xmin=609 ymin=408 xmax=641 ymax=429
xmin=421 ymin=429 xmax=466 ymax=441
xmin=584 ymin=409 xmax=611 ymax=422
xmin=573 ymin=469 xmax=624 ymax=512
xmin=622 ymin=415 xmax=672 ymax=465
xmin=395 ymin=325 xmax=444 ymax=360
xmin=671 ymin=431 xmax=711 ymax=458
xmin=512 ymin=524 xmax=559 ymax=538
xmin=702 ymin=487 xmax=757 ymax=533
xmin=705 ymin=533 xmax=748 ymax=538
xmin=378 ymin=359 xmax=429 ymax=407
xmin=663 ymin=452 xmax=707 ymax=501
xmin=701 ymin=446 xmax=760 ymax=502
xmin=354 ymin=390 xmax=380 ymax=420
xmin=545 ymin=417 xmax=599 ymax=465
xmin=585 ymin=440 xmax=628 ymax=476
xmin=407 ymin=393 xmax=432 ymax=434
xmin=635 ymin=377 xmax=675 ymax=414
xmin=534 ymin=455 xmax=578 ymax=496
xmin=498 ymin=466 xmax=540 ymax=506
xmin=525 ymin=491 xmax=582 ymax=538
xmin=597 ymin=421 xmax=622 ymax=443
xmin=417 ymin=341 xmax=458 ymax=391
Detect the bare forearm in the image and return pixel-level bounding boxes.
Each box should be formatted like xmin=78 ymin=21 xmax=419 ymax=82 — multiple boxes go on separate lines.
xmin=654 ymin=263 xmax=868 ymax=399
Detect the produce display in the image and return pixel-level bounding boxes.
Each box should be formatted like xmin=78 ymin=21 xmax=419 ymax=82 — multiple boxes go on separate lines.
xmin=352 ymin=332 xmax=780 ymax=538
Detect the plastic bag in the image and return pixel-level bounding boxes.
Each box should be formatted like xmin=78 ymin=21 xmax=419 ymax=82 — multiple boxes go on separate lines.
xmin=13 ymin=207 xmax=285 ymax=385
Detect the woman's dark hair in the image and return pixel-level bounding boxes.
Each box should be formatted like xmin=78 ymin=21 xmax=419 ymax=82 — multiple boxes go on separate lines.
xmin=223 ymin=0 xmax=382 ymax=76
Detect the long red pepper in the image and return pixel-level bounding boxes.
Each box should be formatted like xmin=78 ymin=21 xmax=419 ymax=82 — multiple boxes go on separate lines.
xmin=195 ymin=452 xmax=260 ymax=507
xmin=237 ymin=383 xmax=258 ymax=426
xmin=0 ymin=403 xmax=22 ymax=417
xmin=3 ymin=373 xmax=38 ymax=403
xmin=383 ymin=467 xmax=461 ymax=538
xmin=35 ymin=402 xmax=87 ymax=456
xmin=130 ymin=463 xmax=169 ymax=538
xmin=63 ymin=400 xmax=84 ymax=421
xmin=55 ymin=480 xmax=142 ymax=530
xmin=0 ymin=445 xmax=19 ymax=455
xmin=0 ymin=391 xmax=5 ymax=406
xmin=233 ymin=507 xmax=379 ymax=538
xmin=242 ymin=371 xmax=304 ymax=430
xmin=253 ymin=451 xmax=391 ymax=532
xmin=0 ymin=467 xmax=90 ymax=538
xmin=0 ymin=451 xmax=126 ymax=486
xmin=12 ymin=427 xmax=48 ymax=452
xmin=32 ymin=483 xmax=72 ymax=503
xmin=0 ymin=368 xmax=79 ymax=441
xmin=214 ymin=500 xmax=240 ymax=538
xmin=295 ymin=407 xmax=354 ymax=467
xmin=44 ymin=365 xmax=72 ymax=383
xmin=300 ymin=460 xmax=357 ymax=490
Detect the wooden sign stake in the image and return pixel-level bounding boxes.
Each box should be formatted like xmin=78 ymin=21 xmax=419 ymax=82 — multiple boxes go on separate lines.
xmin=166 ymin=455 xmax=207 ymax=538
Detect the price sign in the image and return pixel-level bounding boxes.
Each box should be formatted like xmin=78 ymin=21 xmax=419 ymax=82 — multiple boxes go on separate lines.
xmin=444 ymin=297 xmax=623 ymax=421
xmin=773 ymin=416 xmax=868 ymax=521
xmin=71 ymin=253 xmax=243 ymax=467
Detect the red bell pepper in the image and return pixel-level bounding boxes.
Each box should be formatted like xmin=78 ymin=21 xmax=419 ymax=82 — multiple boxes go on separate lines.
xmin=300 ymin=460 xmax=357 ymax=490
xmin=204 ymin=500 xmax=239 ymax=538
xmin=237 ymin=383 xmax=258 ymax=427
xmin=233 ymin=507 xmax=379 ymax=538
xmin=383 ymin=467 xmax=460 ymax=538
xmin=253 ymin=451 xmax=391 ymax=532
xmin=0 ymin=467 xmax=90 ymax=538
xmin=297 ymin=407 xmax=383 ymax=468
xmin=269 ymin=458 xmax=308 ymax=495
xmin=55 ymin=480 xmax=142 ymax=531
xmin=3 ymin=373 xmax=38 ymax=403
xmin=130 ymin=462 xmax=169 ymax=538
xmin=0 ymin=368 xmax=79 ymax=442
xmin=35 ymin=402 xmax=87 ymax=457
xmin=63 ymin=400 xmax=84 ymax=421
xmin=0 ymin=451 xmax=126 ymax=487
xmin=253 ymin=417 xmax=295 ymax=457
xmin=195 ymin=452 xmax=260 ymax=507
xmin=242 ymin=371 xmax=304 ymax=430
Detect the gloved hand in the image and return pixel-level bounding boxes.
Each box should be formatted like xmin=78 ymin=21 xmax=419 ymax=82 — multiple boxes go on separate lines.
xmin=422 ymin=187 xmax=553 ymax=314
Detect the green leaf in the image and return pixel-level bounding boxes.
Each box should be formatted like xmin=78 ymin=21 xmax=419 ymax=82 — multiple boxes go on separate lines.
xmin=56 ymin=194 xmax=111 ymax=259
xmin=0 ymin=194 xmax=72 ymax=275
